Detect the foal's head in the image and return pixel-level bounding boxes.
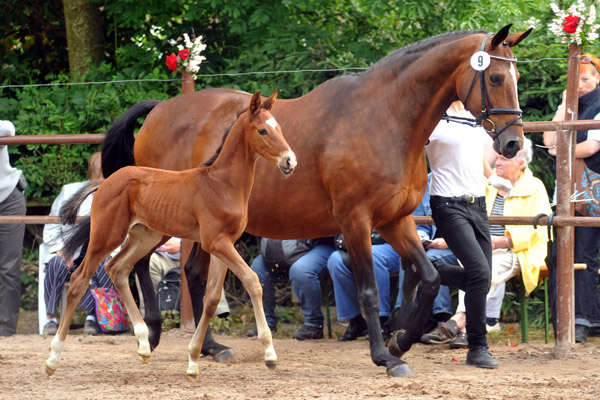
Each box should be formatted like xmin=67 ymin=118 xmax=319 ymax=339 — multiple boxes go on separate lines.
xmin=245 ymin=90 xmax=296 ymax=176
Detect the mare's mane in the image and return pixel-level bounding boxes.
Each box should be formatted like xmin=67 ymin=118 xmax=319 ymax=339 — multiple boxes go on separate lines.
xmin=202 ymin=126 xmax=231 ymax=167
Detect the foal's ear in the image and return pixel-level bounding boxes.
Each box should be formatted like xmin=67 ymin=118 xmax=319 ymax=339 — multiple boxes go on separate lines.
xmin=261 ymin=89 xmax=278 ymax=111
xmin=505 ymin=28 xmax=533 ymax=48
xmin=249 ymin=90 xmax=262 ymax=115
xmin=490 ymin=24 xmax=512 ymax=49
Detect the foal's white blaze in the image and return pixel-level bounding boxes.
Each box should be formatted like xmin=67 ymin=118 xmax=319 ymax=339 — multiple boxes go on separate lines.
xmin=266 ymin=117 xmax=278 ymax=129
xmin=509 ymin=63 xmax=519 ymax=105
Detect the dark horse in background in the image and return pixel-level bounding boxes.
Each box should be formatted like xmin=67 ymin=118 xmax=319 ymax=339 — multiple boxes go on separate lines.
xmin=100 ymin=25 xmax=531 ymax=377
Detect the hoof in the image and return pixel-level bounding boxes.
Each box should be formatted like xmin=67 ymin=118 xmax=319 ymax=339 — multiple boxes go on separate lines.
xmin=387 ymin=363 xmax=416 ymax=378
xmin=387 ymin=332 xmax=406 ymax=359
xmin=138 ymin=354 xmax=151 ymax=364
xmin=265 ymin=360 xmax=277 ymax=369
xmin=213 ymin=348 xmax=236 ymax=363
xmin=45 ymin=362 xmax=56 ymax=376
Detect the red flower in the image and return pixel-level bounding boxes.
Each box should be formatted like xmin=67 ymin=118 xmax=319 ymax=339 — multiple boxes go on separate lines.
xmin=166 ymin=53 xmax=178 ymax=72
xmin=178 ymin=48 xmax=190 ymax=61
xmin=563 ymin=15 xmax=580 ymax=34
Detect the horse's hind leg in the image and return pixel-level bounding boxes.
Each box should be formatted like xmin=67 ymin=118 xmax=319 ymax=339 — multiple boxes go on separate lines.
xmin=105 ymin=225 xmax=164 ymax=364
xmin=134 ymin=254 xmax=163 ymax=351
xmin=186 ymin=255 xmax=230 ymax=377
xmin=45 ymin=252 xmax=111 ymax=375
xmin=184 ymin=243 xmax=235 ymax=362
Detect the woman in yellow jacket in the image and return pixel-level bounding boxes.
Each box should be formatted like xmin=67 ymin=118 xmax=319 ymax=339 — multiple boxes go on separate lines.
xmin=484 ymin=138 xmax=552 ymax=330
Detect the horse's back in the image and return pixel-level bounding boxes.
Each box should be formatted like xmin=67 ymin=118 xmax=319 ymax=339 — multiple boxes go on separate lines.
xmin=134 ymin=88 xmax=252 ymax=170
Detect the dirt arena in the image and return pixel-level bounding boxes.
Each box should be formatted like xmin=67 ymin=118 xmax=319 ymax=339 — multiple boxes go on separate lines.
xmin=1 ymin=326 xmax=599 ymax=400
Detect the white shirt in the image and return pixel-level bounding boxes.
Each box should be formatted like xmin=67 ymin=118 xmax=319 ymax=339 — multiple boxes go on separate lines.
xmin=426 ymin=111 xmax=487 ymax=197
xmin=0 ymin=120 xmax=23 ymax=203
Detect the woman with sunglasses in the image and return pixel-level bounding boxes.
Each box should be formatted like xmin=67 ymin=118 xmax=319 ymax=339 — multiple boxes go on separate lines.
xmin=543 ymin=53 xmax=600 ymax=343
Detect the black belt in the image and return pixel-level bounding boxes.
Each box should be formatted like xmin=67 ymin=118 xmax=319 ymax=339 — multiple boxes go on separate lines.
xmin=431 ymin=195 xmax=482 ymax=204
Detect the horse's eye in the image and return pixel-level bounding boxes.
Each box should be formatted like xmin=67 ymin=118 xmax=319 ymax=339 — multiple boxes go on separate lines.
xmin=489 ymin=75 xmax=504 ymax=85
xmin=258 ymin=129 xmax=267 ymax=136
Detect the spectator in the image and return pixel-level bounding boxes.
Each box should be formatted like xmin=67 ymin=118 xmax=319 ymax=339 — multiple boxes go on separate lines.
xmin=542 ymin=53 xmax=600 ymax=343
xmin=42 ymin=153 xmax=115 ymax=335
xmin=0 ymin=120 xmax=26 ymax=337
xmin=247 ymin=238 xmax=335 ymax=340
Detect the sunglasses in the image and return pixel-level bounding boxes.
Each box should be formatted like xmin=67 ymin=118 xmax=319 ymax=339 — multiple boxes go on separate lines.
xmin=581 ymin=56 xmax=599 ymax=72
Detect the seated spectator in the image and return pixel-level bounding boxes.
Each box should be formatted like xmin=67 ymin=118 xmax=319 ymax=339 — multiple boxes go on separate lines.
xmin=42 ymin=153 xmax=114 ymax=335
xmin=422 ymin=139 xmax=551 ymax=343
xmin=248 ymin=237 xmax=335 ymax=340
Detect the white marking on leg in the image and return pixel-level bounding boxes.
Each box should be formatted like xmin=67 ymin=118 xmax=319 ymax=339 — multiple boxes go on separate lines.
xmin=134 ymin=322 xmax=151 ymax=362
xmin=266 ymin=117 xmax=278 ymax=129
xmin=186 ymin=354 xmax=200 ymax=377
xmin=46 ymin=335 xmax=65 ymax=373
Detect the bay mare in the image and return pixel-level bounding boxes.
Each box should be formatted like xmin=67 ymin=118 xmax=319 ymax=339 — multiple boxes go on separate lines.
xmin=47 ymin=91 xmax=296 ymax=377
xmin=100 ymin=25 xmax=531 ymax=377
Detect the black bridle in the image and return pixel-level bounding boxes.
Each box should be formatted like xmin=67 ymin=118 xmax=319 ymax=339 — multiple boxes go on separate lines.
xmin=443 ymin=33 xmax=523 ymax=142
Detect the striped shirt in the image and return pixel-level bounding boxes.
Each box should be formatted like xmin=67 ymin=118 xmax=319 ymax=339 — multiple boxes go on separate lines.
xmin=489 ymin=194 xmax=506 ymax=236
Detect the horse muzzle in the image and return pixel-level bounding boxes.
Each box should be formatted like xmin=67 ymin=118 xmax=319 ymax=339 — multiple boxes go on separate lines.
xmin=278 ymin=150 xmax=297 ymax=176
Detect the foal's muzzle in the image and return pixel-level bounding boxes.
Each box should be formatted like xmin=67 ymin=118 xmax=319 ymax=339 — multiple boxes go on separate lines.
xmin=278 ymin=150 xmax=297 ymax=176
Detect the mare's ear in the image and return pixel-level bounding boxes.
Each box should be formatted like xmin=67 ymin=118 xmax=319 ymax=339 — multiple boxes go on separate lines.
xmin=490 ymin=24 xmax=512 ymax=49
xmin=249 ymin=90 xmax=262 ymax=115
xmin=261 ymin=89 xmax=278 ymax=111
xmin=506 ymin=28 xmax=533 ymax=48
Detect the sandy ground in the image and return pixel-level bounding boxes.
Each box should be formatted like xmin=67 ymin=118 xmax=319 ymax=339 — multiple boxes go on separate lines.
xmin=2 ymin=326 xmax=600 ymax=400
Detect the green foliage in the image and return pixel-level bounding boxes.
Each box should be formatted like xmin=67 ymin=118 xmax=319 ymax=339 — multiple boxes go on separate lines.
xmin=161 ymin=310 xmax=180 ymax=331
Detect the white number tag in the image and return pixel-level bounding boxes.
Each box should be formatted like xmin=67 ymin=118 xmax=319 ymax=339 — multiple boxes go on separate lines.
xmin=470 ymin=51 xmax=491 ymax=71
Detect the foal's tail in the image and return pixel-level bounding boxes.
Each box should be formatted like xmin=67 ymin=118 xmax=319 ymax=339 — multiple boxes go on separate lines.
xmin=59 ymin=180 xmax=102 ymax=260
xmin=101 ymin=100 xmax=161 ymax=178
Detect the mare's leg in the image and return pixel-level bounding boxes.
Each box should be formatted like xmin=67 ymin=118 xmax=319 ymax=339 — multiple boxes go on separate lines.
xmin=45 ymin=251 xmax=112 ymax=375
xmin=134 ymin=254 xmax=163 ymax=351
xmin=184 ymin=243 xmax=235 ymax=362
xmin=104 ymin=225 xmax=165 ymax=364
xmin=339 ymin=223 xmax=413 ymax=377
xmin=186 ymin=255 xmax=230 ymax=377
xmin=188 ymin=240 xmax=276 ymax=376
xmin=378 ymin=218 xmax=439 ymax=359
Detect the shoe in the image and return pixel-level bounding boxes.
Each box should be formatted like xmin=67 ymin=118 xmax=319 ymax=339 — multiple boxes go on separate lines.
xmin=486 ymin=318 xmax=501 ymax=333
xmin=292 ymin=324 xmax=324 ymax=340
xmin=338 ymin=315 xmax=368 ymax=342
xmin=575 ymin=324 xmax=589 ymax=343
xmin=437 ymin=319 xmax=460 ymax=340
xmin=83 ymin=320 xmax=100 ymax=335
xmin=420 ymin=326 xmax=456 ymax=344
xmin=246 ymin=324 xmax=277 ymax=337
xmin=43 ymin=321 xmax=58 ymax=335
xmin=448 ymin=331 xmax=468 ymax=349
xmin=466 ymin=346 xmax=498 ymax=369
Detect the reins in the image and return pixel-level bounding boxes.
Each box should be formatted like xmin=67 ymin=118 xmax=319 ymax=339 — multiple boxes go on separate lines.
xmin=442 ymin=32 xmax=523 ymax=141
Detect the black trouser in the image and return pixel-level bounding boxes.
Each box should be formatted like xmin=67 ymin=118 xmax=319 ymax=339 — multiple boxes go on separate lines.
xmin=430 ymin=196 xmax=492 ymax=349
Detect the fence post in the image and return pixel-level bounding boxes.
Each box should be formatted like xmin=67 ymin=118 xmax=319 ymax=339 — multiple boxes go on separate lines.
xmin=554 ymin=43 xmax=579 ymax=356
xmin=179 ymin=70 xmax=196 ymax=332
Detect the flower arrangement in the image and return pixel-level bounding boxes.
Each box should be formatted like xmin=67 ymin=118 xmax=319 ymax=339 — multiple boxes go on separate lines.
xmin=165 ymin=33 xmax=207 ymax=78
xmin=548 ymin=1 xmax=600 ymax=45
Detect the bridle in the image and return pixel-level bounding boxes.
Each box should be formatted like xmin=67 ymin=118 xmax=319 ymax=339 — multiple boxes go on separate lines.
xmin=442 ymin=33 xmax=523 ymax=142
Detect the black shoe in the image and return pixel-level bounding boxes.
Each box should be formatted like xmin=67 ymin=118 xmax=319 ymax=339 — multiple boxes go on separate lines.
xmin=43 ymin=320 xmax=58 ymax=335
xmin=448 ymin=331 xmax=468 ymax=349
xmin=437 ymin=319 xmax=460 ymax=339
xmin=338 ymin=315 xmax=368 ymax=342
xmin=83 ymin=320 xmax=100 ymax=335
xmin=420 ymin=326 xmax=455 ymax=344
xmin=575 ymin=324 xmax=589 ymax=343
xmin=466 ymin=346 xmax=498 ymax=369
xmin=246 ymin=324 xmax=277 ymax=337
xmin=292 ymin=324 xmax=324 ymax=340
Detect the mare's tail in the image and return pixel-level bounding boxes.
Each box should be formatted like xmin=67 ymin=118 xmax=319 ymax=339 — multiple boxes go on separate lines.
xmin=101 ymin=100 xmax=161 ymax=178
xmin=59 ymin=180 xmax=102 ymax=260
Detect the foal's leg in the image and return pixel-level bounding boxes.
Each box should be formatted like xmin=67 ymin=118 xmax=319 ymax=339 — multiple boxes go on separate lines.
xmin=105 ymin=225 xmax=165 ymax=364
xmin=184 ymin=243 xmax=235 ymax=362
xmin=45 ymin=251 xmax=112 ymax=375
xmin=377 ymin=218 xmax=439 ymax=359
xmin=134 ymin=253 xmax=163 ymax=351
xmin=187 ymin=241 xmax=276 ymax=377
xmin=186 ymin=255 xmax=230 ymax=377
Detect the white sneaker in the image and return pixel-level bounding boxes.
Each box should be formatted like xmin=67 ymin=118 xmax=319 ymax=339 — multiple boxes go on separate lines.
xmin=486 ymin=322 xmax=501 ymax=333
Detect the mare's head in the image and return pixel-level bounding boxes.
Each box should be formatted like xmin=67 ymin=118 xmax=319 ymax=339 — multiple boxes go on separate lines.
xmin=457 ymin=24 xmax=532 ymax=158
xmin=245 ymin=90 xmax=296 ymax=176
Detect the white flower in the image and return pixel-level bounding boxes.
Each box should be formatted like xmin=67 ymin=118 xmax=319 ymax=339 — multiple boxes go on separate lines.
xmin=166 ymin=32 xmax=207 ymax=78
xmin=548 ymin=0 xmax=600 ymax=45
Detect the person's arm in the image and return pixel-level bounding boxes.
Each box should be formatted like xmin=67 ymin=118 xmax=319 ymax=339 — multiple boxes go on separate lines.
xmin=574 ymin=139 xmax=600 ymax=158
xmin=543 ymin=91 xmax=567 ymax=157
xmin=483 ymin=158 xmax=493 ymax=179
